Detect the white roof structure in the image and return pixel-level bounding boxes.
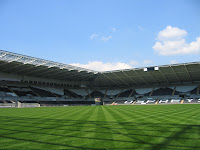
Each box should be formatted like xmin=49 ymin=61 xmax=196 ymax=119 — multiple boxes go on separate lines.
xmin=94 ymin=62 xmax=200 ymax=87
xmin=1 ymin=50 xmax=200 ymax=88
xmin=0 ymin=50 xmax=98 ymax=82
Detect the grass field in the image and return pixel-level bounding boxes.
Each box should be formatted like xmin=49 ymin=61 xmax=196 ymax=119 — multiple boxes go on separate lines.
xmin=0 ymin=104 xmax=200 ymax=150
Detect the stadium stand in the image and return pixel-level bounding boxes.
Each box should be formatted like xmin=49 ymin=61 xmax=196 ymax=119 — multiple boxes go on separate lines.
xmin=159 ymin=99 xmax=169 ymax=103
xmin=118 ymin=89 xmax=135 ymax=97
xmin=30 ymin=86 xmax=56 ymax=97
xmin=151 ymin=87 xmax=173 ymax=96
xmin=90 ymin=90 xmax=104 ymax=98
xmin=106 ymin=89 xmax=122 ymax=97
xmin=0 ymin=50 xmax=200 ymax=107
xmin=171 ymin=99 xmax=181 ymax=103
xmin=69 ymin=89 xmax=88 ymax=97
xmin=176 ymin=85 xmax=197 ymax=92
xmin=135 ymin=88 xmax=152 ymax=96
xmin=135 ymin=99 xmax=146 ymax=105
xmin=146 ymin=98 xmax=156 ymax=104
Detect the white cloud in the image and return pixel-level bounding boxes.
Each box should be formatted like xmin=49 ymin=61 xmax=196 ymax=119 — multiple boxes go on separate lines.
xmin=112 ymin=27 xmax=117 ymax=32
xmin=157 ymin=26 xmax=187 ymax=41
xmin=153 ymin=26 xmax=200 ymax=55
xmin=101 ymin=35 xmax=112 ymax=41
xmin=90 ymin=34 xmax=98 ymax=39
xmin=70 ymin=61 xmax=132 ymax=71
xmin=143 ymin=60 xmax=152 ymax=64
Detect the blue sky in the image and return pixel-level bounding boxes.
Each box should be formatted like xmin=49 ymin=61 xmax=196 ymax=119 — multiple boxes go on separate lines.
xmin=0 ymin=0 xmax=200 ymax=71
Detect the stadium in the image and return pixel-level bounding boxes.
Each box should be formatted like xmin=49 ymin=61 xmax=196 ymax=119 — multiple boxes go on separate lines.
xmin=0 ymin=49 xmax=200 ymax=149
xmin=0 ymin=49 xmax=200 ymax=107
xmin=1 ymin=0 xmax=200 ymax=149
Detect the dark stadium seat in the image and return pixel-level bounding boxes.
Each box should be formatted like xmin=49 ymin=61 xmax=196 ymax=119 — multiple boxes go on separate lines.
xmin=118 ymin=89 xmax=134 ymax=97
xmin=90 ymin=90 xmax=104 ymax=98
xmin=152 ymin=88 xmax=173 ymax=96
xmin=30 ymin=87 xmax=56 ymax=97
xmin=64 ymin=89 xmax=82 ymax=98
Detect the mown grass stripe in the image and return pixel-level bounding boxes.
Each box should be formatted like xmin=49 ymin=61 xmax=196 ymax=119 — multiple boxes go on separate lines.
xmin=0 ymin=104 xmax=200 ymax=150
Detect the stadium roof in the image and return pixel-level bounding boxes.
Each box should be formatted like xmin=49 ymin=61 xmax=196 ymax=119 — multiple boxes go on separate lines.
xmin=94 ymin=62 xmax=200 ymax=88
xmin=0 ymin=50 xmax=200 ymax=88
xmin=0 ymin=50 xmax=98 ymax=82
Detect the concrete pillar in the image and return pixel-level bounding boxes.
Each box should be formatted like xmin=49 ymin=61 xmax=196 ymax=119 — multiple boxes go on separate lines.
xmin=15 ymin=101 xmax=21 ymax=108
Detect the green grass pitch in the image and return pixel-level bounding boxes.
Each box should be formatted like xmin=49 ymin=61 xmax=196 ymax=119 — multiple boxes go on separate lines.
xmin=0 ymin=104 xmax=200 ymax=150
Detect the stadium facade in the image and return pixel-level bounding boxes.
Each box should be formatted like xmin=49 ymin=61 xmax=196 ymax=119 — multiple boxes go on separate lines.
xmin=0 ymin=49 xmax=200 ymax=107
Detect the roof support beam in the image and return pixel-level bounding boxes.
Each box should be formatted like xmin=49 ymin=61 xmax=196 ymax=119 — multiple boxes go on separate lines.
xmin=32 ymin=68 xmax=66 ymax=77
xmin=46 ymin=70 xmax=93 ymax=81
xmin=158 ymin=69 xmax=170 ymax=83
xmin=40 ymin=70 xmax=90 ymax=80
xmin=79 ymin=74 xmax=96 ymax=82
xmin=11 ymin=65 xmax=40 ymax=74
xmin=23 ymin=59 xmax=36 ymax=64
xmin=170 ymin=66 xmax=181 ymax=83
xmin=0 ymin=63 xmax=26 ymax=72
xmin=122 ymin=71 xmax=139 ymax=85
xmin=0 ymin=50 xmax=96 ymax=73
xmin=134 ymin=70 xmax=150 ymax=85
xmin=0 ymin=61 xmax=8 ymax=67
xmin=184 ymin=65 xmax=193 ymax=81
xmin=8 ymin=57 xmax=23 ymax=62
xmin=41 ymin=71 xmax=68 ymax=79
xmin=23 ymin=67 xmax=50 ymax=75
xmin=53 ymin=72 xmax=92 ymax=81
xmin=101 ymin=73 xmax=122 ymax=87
xmin=112 ymin=72 xmax=130 ymax=86
xmin=94 ymin=76 xmax=106 ymax=88
xmin=147 ymin=72 xmax=160 ymax=84
xmin=102 ymin=76 xmax=112 ymax=87
xmin=94 ymin=75 xmax=112 ymax=88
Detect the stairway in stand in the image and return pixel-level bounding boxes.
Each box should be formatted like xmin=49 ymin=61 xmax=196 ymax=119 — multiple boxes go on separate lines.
xmin=155 ymin=99 xmax=159 ymax=104
xmin=132 ymin=101 xmax=136 ymax=105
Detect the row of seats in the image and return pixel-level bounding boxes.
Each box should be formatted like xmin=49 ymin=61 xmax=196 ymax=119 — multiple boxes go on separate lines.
xmin=1 ymin=97 xmax=200 ymax=107
xmin=121 ymin=98 xmax=200 ymax=105
xmin=0 ymin=85 xmax=199 ymax=100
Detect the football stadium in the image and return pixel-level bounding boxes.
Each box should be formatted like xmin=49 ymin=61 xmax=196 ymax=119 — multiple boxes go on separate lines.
xmin=0 ymin=49 xmax=200 ymax=149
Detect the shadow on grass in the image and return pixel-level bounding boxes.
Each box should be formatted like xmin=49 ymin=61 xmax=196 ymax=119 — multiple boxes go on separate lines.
xmin=0 ymin=116 xmax=200 ymax=149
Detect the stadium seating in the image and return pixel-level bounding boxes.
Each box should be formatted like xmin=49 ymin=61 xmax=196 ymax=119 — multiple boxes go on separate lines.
xmin=151 ymin=87 xmax=173 ymax=96
xmin=0 ymin=81 xmax=199 ymax=107
xmin=8 ymin=86 xmax=37 ymax=97
xmin=0 ymin=91 xmax=17 ymax=97
xmin=90 ymin=90 xmax=104 ymax=98
xmin=69 ymin=89 xmax=89 ymax=97
xmin=30 ymin=87 xmax=56 ymax=97
xmin=135 ymin=88 xmax=152 ymax=96
xmin=170 ymin=99 xmax=181 ymax=103
xmin=146 ymin=99 xmax=156 ymax=104
xmin=0 ymin=86 xmax=18 ymax=97
xmin=124 ymin=100 xmax=133 ymax=104
xmin=64 ymin=89 xmax=82 ymax=98
xmin=106 ymin=89 xmax=122 ymax=97
xmin=176 ymin=85 xmax=197 ymax=92
xmin=159 ymin=99 xmax=169 ymax=103
xmin=185 ymin=98 xmax=194 ymax=103
xmin=135 ymin=99 xmax=146 ymax=104
xmin=118 ymin=89 xmax=133 ymax=97
xmin=46 ymin=87 xmax=64 ymax=96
